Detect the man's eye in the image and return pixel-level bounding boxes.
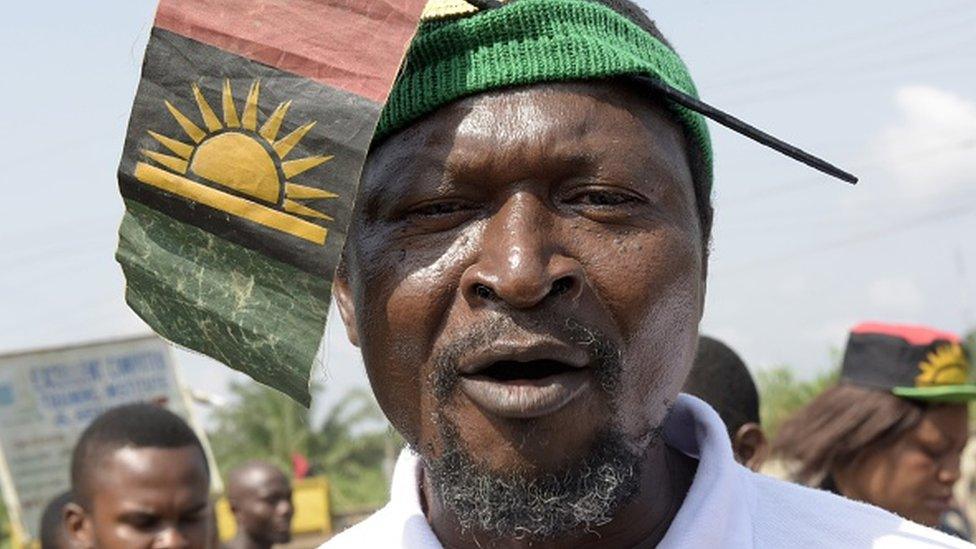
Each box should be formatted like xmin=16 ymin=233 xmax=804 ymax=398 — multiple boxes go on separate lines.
xmin=571 ymin=189 xmax=640 ymax=207
xmin=408 ymin=201 xmax=471 ymax=217
xmin=124 ymin=514 xmax=160 ymax=530
xmin=917 ymin=441 xmax=949 ymax=460
xmin=180 ymin=513 xmax=205 ymax=526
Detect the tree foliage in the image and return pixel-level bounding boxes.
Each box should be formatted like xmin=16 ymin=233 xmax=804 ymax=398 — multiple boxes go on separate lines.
xmin=966 ymin=329 xmax=975 ymax=361
xmin=756 ymin=366 xmax=838 ymax=439
xmin=208 ymin=382 xmax=402 ymax=513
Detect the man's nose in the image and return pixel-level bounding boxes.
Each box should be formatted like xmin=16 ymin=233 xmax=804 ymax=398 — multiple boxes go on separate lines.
xmin=278 ymin=498 xmax=295 ymax=519
xmin=153 ymin=526 xmax=190 ymax=549
xmin=461 ymin=192 xmax=584 ymax=310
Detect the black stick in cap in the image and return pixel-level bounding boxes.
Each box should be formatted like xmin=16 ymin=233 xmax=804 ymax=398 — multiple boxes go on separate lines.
xmin=635 ymin=76 xmax=858 ymax=184
xmin=468 ymin=0 xmax=858 ymax=185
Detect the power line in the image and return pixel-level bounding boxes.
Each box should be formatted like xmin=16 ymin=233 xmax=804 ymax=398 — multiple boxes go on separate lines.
xmin=704 ymin=14 xmax=976 ymax=91
xmin=712 ymin=37 xmax=976 ymax=107
xmin=701 ymin=0 xmax=976 ymax=86
xmin=725 ymin=196 xmax=976 ymax=274
xmin=719 ymin=137 xmax=976 ymax=208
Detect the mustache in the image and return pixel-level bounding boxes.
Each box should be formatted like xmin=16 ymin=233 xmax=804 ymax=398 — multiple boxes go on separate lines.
xmin=430 ymin=316 xmax=622 ymax=403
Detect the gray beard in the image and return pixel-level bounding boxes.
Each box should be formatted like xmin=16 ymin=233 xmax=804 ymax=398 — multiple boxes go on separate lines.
xmin=422 ymin=316 xmax=653 ymax=540
xmin=421 ymin=425 xmax=648 ymax=540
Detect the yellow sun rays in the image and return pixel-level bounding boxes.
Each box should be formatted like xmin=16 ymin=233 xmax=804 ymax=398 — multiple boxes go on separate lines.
xmin=242 ymin=80 xmax=260 ymax=131
xmin=421 ymin=0 xmax=512 ymax=21
xmin=222 ymin=80 xmax=240 ymax=128
xmin=274 ymin=122 xmax=316 ymax=159
xmin=916 ymin=343 xmax=969 ymax=387
xmin=136 ymin=79 xmax=338 ymax=245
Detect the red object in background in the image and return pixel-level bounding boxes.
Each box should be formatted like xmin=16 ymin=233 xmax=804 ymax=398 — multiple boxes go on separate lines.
xmin=292 ymin=452 xmax=310 ymax=479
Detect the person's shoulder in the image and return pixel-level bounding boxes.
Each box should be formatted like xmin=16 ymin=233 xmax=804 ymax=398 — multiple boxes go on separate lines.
xmin=747 ymin=471 xmax=973 ymax=548
xmin=318 ymin=504 xmax=441 ymax=548
xmin=321 ymin=450 xmax=440 ymax=548
xmin=319 ymin=508 xmax=391 ymax=548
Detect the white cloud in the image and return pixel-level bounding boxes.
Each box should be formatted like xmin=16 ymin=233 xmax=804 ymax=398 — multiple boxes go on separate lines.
xmin=867 ymin=275 xmax=924 ymax=313
xmin=869 ymin=86 xmax=976 ymax=200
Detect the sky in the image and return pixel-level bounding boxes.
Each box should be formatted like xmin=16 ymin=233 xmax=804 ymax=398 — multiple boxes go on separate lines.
xmin=0 ymin=0 xmax=974 ymax=422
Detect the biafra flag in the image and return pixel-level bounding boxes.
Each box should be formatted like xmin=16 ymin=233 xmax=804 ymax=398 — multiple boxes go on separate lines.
xmin=117 ymin=0 xmax=427 ymax=405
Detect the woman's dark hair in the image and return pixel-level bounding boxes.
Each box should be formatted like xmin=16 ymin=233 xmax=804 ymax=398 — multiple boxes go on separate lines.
xmin=772 ymin=383 xmax=927 ymax=486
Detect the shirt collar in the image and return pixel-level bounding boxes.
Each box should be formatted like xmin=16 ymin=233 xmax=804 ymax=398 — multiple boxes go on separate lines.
xmin=658 ymin=394 xmax=755 ymax=548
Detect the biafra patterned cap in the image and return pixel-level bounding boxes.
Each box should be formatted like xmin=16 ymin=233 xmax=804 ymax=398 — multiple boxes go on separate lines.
xmin=841 ymin=322 xmax=976 ymax=403
xmin=377 ymin=0 xmax=714 ymax=197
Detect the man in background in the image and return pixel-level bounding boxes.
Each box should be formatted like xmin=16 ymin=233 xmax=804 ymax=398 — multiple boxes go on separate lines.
xmin=224 ymin=461 xmax=294 ymax=549
xmin=684 ymin=336 xmax=768 ymax=471
xmin=63 ymin=403 xmax=212 ymax=548
xmin=39 ymin=491 xmax=73 ymax=549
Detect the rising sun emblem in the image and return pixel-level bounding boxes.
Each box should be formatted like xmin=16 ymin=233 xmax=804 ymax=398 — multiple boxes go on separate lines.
xmin=916 ymin=343 xmax=969 ymax=387
xmin=135 ymin=79 xmax=337 ymax=245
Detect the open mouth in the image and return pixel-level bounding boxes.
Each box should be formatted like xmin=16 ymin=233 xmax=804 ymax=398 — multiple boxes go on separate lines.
xmin=475 ymin=359 xmax=580 ymax=383
xmin=459 ymin=359 xmax=591 ymax=419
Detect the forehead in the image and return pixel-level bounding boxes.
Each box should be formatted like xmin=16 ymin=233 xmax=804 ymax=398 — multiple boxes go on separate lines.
xmin=91 ymin=446 xmax=209 ymax=507
xmin=237 ymin=468 xmax=290 ymax=495
xmin=363 ymin=82 xmax=692 ymax=195
xmin=915 ymin=404 xmax=969 ymax=441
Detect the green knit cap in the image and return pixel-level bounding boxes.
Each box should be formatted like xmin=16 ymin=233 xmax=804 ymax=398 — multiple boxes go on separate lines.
xmin=375 ymin=0 xmax=713 ymax=194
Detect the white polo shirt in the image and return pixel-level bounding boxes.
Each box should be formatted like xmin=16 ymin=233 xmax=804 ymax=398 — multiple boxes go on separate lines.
xmin=323 ymin=394 xmax=973 ymax=548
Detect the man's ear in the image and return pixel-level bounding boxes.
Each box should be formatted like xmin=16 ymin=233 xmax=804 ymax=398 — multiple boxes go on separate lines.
xmin=226 ymin=495 xmax=239 ymax=515
xmin=64 ymin=501 xmax=95 ymax=549
xmin=333 ymin=269 xmax=360 ymax=347
xmin=732 ymin=422 xmax=769 ymax=472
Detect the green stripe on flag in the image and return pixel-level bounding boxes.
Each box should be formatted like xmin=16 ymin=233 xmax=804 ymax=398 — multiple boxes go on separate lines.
xmin=117 ymin=199 xmax=330 ymax=405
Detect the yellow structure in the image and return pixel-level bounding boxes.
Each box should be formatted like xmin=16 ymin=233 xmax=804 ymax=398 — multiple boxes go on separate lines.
xmin=216 ymin=476 xmax=332 ymax=541
xmin=11 ymin=523 xmax=30 ymax=549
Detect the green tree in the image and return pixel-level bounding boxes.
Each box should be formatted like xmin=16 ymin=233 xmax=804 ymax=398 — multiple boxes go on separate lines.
xmin=756 ymin=366 xmax=838 ymax=439
xmin=309 ymin=389 xmax=403 ymax=513
xmin=209 ymin=381 xmax=313 ymax=474
xmin=208 ymin=382 xmax=401 ymax=514
xmin=965 ymin=329 xmax=975 ymax=360
xmin=963 ymin=329 xmax=976 ymax=427
xmin=0 ymin=502 xmax=8 ymax=549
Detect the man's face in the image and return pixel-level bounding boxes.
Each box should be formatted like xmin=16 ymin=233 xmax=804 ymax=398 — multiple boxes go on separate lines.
xmin=67 ymin=446 xmax=211 ymax=549
xmin=337 ymin=82 xmax=703 ymax=479
xmin=231 ymin=467 xmax=294 ymax=544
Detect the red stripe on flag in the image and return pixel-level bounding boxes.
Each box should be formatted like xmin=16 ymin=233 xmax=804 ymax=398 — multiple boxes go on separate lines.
xmin=155 ymin=0 xmax=425 ymax=104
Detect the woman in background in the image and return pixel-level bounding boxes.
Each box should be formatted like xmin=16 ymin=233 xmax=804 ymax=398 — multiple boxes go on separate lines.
xmin=773 ymin=322 xmax=974 ymax=533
